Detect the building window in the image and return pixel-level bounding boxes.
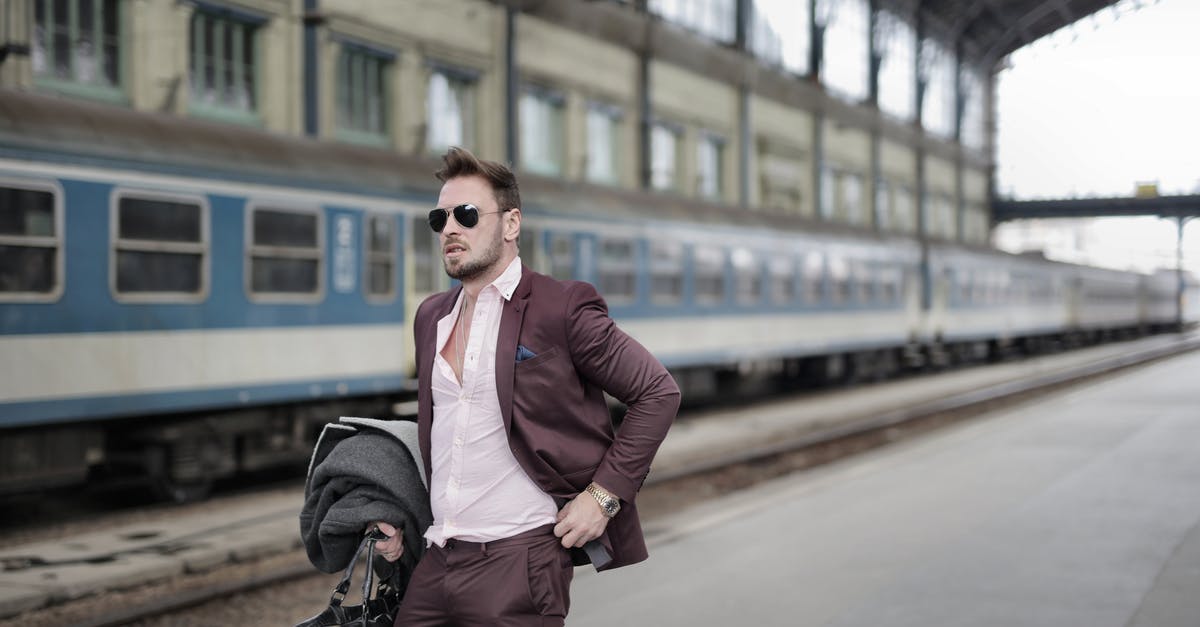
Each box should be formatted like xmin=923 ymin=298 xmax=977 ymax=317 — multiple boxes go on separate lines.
xmin=842 ymin=173 xmax=863 ymax=225
xmin=693 ymin=245 xmax=726 ymax=305
xmin=113 ymin=194 xmax=206 ymax=298
xmin=32 ymin=0 xmax=121 ymax=96
xmin=819 ymin=165 xmax=836 ymax=220
xmin=598 ymin=238 xmax=636 ymax=302
xmin=427 ymin=67 xmax=477 ymax=153
xmin=697 ymin=134 xmax=724 ymax=200
xmin=650 ymin=123 xmax=681 ymax=192
xmin=0 ymin=183 xmax=60 ymax=298
xmin=190 ymin=7 xmax=260 ymax=119
xmin=337 ymin=44 xmax=390 ymax=142
xmin=365 ymin=214 xmax=395 ymax=299
xmin=249 ymin=207 xmax=321 ymax=296
xmin=874 ymin=178 xmax=891 ymax=229
xmin=519 ymin=85 xmax=566 ymax=177
xmin=650 ymin=240 xmax=684 ymax=305
xmin=586 ymin=103 xmax=621 ymax=185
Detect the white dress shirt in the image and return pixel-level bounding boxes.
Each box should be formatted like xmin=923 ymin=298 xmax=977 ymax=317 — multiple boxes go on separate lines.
xmin=424 ymin=257 xmax=558 ymax=546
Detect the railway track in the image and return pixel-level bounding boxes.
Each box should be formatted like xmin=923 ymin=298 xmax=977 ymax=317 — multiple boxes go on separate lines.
xmin=3 ymin=333 xmax=1197 ymax=627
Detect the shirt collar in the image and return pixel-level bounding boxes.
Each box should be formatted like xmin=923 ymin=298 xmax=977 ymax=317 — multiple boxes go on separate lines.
xmin=489 ymin=256 xmax=522 ymax=302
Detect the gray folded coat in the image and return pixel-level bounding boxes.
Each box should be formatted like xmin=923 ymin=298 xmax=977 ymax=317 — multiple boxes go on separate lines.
xmin=299 ymin=417 xmax=432 ymax=579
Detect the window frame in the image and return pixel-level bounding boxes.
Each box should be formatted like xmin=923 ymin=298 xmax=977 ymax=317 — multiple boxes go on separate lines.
xmin=364 ymin=212 xmax=398 ymax=303
xmin=245 ymin=203 xmax=325 ymax=303
xmin=335 ymin=39 xmax=394 ymax=146
xmin=585 ymin=101 xmax=622 ymax=186
xmin=189 ymin=4 xmax=265 ymax=125
xmin=31 ymin=0 xmax=125 ymax=103
xmin=426 ymin=62 xmax=480 ymax=155
xmin=696 ymin=132 xmax=725 ymax=200
xmin=596 ymin=236 xmax=638 ymax=304
xmin=649 ymin=239 xmax=685 ymax=306
xmin=692 ymin=244 xmax=728 ymax=306
xmin=519 ymin=83 xmax=567 ymax=177
xmin=650 ymin=121 xmax=683 ymax=192
xmin=0 ymin=177 xmax=65 ymax=303
xmin=108 ymin=189 xmax=209 ymax=303
xmin=409 ymin=213 xmax=446 ymax=294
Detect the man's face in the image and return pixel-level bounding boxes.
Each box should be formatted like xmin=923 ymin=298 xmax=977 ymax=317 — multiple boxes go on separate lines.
xmin=435 ymin=175 xmax=506 ymax=282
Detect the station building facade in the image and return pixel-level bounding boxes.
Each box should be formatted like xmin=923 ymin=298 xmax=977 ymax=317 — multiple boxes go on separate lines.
xmin=0 ymin=0 xmax=994 ymax=245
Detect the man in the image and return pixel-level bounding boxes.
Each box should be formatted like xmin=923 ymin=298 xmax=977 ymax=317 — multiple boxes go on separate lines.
xmin=374 ymin=146 xmax=680 ymax=626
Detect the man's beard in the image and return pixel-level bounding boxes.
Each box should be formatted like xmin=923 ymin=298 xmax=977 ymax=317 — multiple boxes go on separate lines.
xmin=444 ymin=224 xmax=503 ymax=282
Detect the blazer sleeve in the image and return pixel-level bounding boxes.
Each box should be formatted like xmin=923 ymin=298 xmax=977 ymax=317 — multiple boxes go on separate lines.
xmin=564 ymin=281 xmax=681 ymax=503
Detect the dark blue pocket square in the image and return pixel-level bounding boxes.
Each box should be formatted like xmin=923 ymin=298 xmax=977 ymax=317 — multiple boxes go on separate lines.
xmin=516 ymin=345 xmax=537 ymax=362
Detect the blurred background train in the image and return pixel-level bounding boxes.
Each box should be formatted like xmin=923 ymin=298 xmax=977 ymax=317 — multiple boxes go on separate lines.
xmin=2 ymin=0 xmax=1196 ymax=501
xmin=2 ymin=90 xmax=1195 ymax=501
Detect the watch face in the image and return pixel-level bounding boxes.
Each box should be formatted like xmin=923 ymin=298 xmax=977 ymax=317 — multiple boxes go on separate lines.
xmin=603 ymin=498 xmax=619 ymax=515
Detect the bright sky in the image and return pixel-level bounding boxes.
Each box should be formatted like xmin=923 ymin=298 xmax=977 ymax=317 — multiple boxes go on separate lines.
xmin=993 ymin=0 xmax=1200 ymax=273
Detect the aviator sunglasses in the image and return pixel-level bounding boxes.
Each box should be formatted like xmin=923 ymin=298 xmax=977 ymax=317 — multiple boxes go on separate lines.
xmin=428 ymin=204 xmax=507 ymax=233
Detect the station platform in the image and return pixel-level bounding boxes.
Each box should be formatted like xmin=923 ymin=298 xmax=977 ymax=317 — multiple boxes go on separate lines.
xmin=0 ymin=333 xmax=1197 ymax=621
xmin=569 ymin=346 xmax=1200 ymax=626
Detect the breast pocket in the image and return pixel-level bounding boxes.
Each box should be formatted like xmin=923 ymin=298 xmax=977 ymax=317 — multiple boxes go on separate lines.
xmin=514 ymin=346 xmax=560 ymax=372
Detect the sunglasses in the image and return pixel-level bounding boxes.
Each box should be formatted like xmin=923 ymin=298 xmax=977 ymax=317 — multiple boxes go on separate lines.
xmin=428 ymin=204 xmax=506 ymax=233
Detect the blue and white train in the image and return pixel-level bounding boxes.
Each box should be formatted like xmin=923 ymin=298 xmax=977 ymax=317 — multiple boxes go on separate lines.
xmin=0 ymin=89 xmax=1195 ymax=500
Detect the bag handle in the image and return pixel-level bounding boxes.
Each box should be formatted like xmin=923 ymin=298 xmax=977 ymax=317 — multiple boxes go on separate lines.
xmin=328 ymin=527 xmax=386 ymax=610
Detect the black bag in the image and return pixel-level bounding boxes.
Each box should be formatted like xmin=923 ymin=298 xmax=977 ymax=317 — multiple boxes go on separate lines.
xmin=295 ymin=527 xmax=405 ymax=627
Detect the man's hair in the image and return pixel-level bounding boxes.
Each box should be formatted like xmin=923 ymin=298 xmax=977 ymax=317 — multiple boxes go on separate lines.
xmin=434 ymin=146 xmax=521 ymax=212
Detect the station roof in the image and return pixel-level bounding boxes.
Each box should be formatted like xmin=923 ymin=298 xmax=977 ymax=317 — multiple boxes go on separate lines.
xmin=896 ymin=0 xmax=1124 ymax=65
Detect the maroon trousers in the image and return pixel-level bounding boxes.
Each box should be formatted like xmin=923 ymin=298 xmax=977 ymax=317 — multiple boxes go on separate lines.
xmin=394 ymin=525 xmax=574 ymax=627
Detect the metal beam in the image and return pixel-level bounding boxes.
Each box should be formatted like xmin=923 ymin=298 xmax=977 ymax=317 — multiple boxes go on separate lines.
xmin=992 ymin=195 xmax=1200 ymax=221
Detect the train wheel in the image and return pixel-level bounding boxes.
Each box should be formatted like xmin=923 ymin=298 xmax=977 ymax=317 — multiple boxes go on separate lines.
xmin=144 ymin=433 xmax=231 ymax=503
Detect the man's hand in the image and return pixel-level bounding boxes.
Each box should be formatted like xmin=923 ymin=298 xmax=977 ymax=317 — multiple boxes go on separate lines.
xmin=553 ymin=486 xmax=612 ymax=549
xmin=372 ymin=521 xmax=404 ymax=562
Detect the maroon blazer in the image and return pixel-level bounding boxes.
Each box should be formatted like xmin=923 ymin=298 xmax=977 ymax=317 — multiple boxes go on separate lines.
xmin=413 ymin=265 xmax=680 ymax=570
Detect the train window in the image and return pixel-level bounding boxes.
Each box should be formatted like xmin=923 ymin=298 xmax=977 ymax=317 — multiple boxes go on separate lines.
xmin=853 ymin=262 xmax=873 ymax=303
xmin=0 ymin=183 xmax=60 ymax=298
xmin=365 ymin=214 xmax=395 ymax=299
xmin=598 ymin=238 xmax=637 ymax=302
xmin=828 ymin=256 xmax=850 ymax=304
xmin=547 ymin=233 xmax=574 ymax=280
xmin=650 ymin=240 xmax=684 ymax=305
xmin=768 ymin=256 xmax=795 ymax=305
xmin=693 ymin=246 xmax=726 ymax=305
xmin=802 ymin=251 xmax=824 ymax=303
xmin=518 ymin=226 xmax=540 ymax=273
xmin=731 ymin=248 xmax=762 ymax=305
xmin=410 ymin=215 xmax=442 ymax=293
xmin=113 ymin=194 xmax=206 ymax=297
xmin=879 ymin=268 xmax=900 ymax=304
xmin=249 ymin=207 xmax=321 ymax=296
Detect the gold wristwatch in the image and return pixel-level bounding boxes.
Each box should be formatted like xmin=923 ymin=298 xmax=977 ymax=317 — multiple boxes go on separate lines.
xmin=585 ymin=482 xmax=621 ymax=518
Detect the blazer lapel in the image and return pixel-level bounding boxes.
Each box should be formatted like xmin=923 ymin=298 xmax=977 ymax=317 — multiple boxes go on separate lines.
xmin=496 ymin=266 xmax=532 ymax=434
